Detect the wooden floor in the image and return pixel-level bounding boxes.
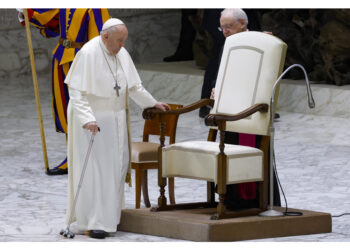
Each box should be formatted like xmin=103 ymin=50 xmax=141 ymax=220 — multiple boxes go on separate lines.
xmin=118 ymin=207 xmax=332 ymax=241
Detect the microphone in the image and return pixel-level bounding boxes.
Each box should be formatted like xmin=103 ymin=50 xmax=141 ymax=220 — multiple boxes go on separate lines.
xmin=260 ymin=63 xmax=315 ymax=217
xmin=272 ymin=64 xmax=315 ymax=110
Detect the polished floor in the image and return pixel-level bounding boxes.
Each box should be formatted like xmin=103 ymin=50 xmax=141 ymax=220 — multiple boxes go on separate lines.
xmin=1 ymin=66 xmax=350 ymax=242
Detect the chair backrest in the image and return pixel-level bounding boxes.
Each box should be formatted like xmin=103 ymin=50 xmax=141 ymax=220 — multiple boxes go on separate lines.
xmin=211 ymin=31 xmax=287 ymax=136
xmin=143 ymin=104 xmax=183 ymax=144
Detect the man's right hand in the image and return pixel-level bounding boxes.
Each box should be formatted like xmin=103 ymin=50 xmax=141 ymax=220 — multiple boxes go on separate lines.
xmin=210 ymin=88 xmax=215 ymax=99
xmin=83 ymin=121 xmax=99 ymax=135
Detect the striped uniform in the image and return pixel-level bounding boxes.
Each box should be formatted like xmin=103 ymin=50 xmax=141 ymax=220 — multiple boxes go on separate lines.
xmin=28 ymin=9 xmax=110 ymax=170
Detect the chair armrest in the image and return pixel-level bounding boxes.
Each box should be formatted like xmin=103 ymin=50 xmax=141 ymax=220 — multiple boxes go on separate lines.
xmin=142 ymin=99 xmax=214 ymax=120
xmin=204 ymin=103 xmax=269 ymax=127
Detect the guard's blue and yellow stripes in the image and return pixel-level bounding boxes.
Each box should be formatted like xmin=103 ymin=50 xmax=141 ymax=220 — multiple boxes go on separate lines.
xmin=28 ymin=9 xmax=110 ymax=171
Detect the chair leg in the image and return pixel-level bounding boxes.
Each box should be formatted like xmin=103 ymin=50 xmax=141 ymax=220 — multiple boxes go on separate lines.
xmin=207 ymin=181 xmax=215 ymax=204
xmin=168 ymin=177 xmax=175 ymax=205
xmin=212 ymin=139 xmax=227 ymax=220
xmin=141 ymin=170 xmax=151 ymax=208
xmin=135 ymin=168 xmax=142 ymax=209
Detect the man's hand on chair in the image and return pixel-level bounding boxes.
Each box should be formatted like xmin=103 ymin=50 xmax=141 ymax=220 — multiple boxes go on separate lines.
xmin=154 ymin=102 xmax=170 ymax=112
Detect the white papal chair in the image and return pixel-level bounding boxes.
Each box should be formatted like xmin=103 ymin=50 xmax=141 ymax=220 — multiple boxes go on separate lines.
xmin=143 ymin=31 xmax=287 ymax=219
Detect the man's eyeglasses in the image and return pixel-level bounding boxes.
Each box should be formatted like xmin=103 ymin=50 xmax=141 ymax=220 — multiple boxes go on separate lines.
xmin=218 ymin=23 xmax=234 ymax=32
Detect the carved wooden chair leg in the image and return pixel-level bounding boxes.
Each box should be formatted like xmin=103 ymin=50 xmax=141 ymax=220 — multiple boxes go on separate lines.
xmin=141 ymin=170 xmax=151 ymax=208
xmin=168 ymin=177 xmax=175 ymax=205
xmin=135 ymin=168 xmax=143 ymax=209
xmin=216 ymin=193 xmax=227 ymax=220
xmin=211 ymin=128 xmax=227 ymax=220
xmin=207 ymin=181 xmax=216 ymax=205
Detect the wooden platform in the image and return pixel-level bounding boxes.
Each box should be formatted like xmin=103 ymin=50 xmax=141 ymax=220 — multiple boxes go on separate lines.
xmin=118 ymin=207 xmax=332 ymax=241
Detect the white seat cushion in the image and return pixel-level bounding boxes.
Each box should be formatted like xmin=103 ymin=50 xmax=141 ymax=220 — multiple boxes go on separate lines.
xmin=162 ymin=141 xmax=263 ymax=184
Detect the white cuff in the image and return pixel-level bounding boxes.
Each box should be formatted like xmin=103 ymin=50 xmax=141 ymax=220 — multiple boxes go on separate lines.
xmin=16 ymin=9 xmax=24 ymax=23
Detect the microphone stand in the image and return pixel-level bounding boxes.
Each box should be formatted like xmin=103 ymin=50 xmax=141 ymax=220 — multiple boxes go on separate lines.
xmin=259 ymin=64 xmax=315 ymax=217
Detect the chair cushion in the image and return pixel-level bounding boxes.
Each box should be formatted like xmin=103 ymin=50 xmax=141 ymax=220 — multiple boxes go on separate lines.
xmin=162 ymin=141 xmax=263 ymax=184
xmin=131 ymin=142 xmax=159 ymax=163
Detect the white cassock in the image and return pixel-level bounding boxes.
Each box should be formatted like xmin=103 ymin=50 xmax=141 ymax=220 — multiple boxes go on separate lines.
xmin=64 ymin=36 xmax=157 ymax=232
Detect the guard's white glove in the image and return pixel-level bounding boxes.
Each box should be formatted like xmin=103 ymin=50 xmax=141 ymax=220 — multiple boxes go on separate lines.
xmin=16 ymin=8 xmax=24 ymax=23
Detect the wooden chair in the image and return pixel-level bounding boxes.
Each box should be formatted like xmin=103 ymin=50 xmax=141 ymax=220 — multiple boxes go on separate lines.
xmin=143 ymin=32 xmax=287 ymax=219
xmin=131 ymin=104 xmax=183 ymax=208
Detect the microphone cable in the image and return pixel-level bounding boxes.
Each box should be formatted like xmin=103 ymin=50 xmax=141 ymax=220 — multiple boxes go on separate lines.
xmin=273 ymin=150 xmax=303 ymax=216
xmin=273 ymin=150 xmax=350 ymax=218
xmin=332 ymin=213 xmax=350 ymax=218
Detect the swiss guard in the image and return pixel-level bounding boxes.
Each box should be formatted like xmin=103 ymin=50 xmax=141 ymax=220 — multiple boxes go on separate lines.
xmin=18 ymin=8 xmax=110 ymax=175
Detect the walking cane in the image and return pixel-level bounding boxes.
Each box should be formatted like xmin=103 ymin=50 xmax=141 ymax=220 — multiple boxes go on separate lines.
xmin=23 ymin=9 xmax=50 ymax=174
xmin=60 ymin=128 xmax=99 ymax=239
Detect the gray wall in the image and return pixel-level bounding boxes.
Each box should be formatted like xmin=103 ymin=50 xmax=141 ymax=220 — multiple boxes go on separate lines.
xmin=0 ymin=9 xmax=181 ymax=78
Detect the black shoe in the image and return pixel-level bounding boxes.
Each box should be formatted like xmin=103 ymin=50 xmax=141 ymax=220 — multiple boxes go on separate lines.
xmin=46 ymin=157 xmax=68 ymax=175
xmin=163 ymin=53 xmax=193 ymax=62
xmin=88 ymin=230 xmax=108 ymax=239
xmin=46 ymin=167 xmax=68 ymax=175
xmin=274 ymin=113 xmax=280 ymax=119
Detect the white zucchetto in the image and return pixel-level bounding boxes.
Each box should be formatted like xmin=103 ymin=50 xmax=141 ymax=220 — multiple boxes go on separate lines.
xmin=102 ymin=18 xmax=124 ymax=31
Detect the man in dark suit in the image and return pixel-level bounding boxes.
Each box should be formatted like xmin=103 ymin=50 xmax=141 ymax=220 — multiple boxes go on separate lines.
xmin=199 ymin=8 xmax=262 ymax=117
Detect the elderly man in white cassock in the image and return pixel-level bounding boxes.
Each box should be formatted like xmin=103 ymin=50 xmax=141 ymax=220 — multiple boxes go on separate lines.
xmin=64 ymin=18 xmax=170 ymax=239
